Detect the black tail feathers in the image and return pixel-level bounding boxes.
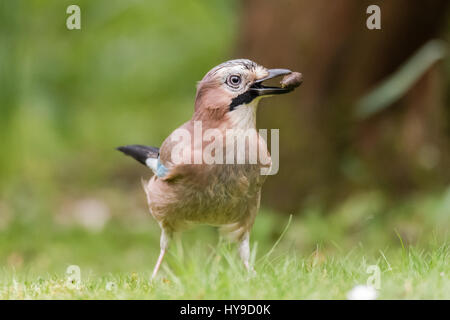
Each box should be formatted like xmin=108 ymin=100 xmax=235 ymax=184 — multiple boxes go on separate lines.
xmin=116 ymin=145 xmax=160 ymax=166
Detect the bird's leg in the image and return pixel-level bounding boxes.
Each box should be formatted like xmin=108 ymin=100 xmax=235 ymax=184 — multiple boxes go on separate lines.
xmin=151 ymin=228 xmax=170 ymax=281
xmin=238 ymin=232 xmax=254 ymax=273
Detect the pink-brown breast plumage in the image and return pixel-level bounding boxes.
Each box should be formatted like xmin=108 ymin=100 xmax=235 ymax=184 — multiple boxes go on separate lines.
xmin=143 ymin=129 xmax=270 ymax=241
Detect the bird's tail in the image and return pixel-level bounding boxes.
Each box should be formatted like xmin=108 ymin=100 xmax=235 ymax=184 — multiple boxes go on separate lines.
xmin=116 ymin=144 xmax=160 ymax=167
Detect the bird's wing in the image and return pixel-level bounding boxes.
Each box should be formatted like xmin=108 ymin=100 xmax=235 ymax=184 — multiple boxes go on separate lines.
xmin=157 ymin=121 xmax=196 ymax=181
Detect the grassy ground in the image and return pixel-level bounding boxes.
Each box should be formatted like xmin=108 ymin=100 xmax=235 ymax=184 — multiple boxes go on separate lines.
xmin=0 ymin=189 xmax=448 ymax=299
xmin=0 ymin=241 xmax=448 ymax=299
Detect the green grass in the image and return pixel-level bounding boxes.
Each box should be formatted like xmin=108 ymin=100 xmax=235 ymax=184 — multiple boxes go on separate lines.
xmin=0 ymin=189 xmax=448 ymax=299
xmin=0 ymin=241 xmax=448 ymax=299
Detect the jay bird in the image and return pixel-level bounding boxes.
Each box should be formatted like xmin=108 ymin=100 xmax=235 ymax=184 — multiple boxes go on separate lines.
xmin=117 ymin=59 xmax=302 ymax=279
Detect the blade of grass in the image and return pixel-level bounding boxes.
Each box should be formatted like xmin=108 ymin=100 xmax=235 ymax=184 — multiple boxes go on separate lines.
xmin=257 ymin=214 xmax=292 ymax=264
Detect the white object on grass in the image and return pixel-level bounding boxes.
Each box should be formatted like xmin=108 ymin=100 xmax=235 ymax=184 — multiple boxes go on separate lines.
xmin=347 ymin=285 xmax=378 ymax=300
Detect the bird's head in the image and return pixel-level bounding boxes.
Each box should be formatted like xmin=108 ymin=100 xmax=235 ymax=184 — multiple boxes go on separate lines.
xmin=194 ymin=59 xmax=300 ymax=124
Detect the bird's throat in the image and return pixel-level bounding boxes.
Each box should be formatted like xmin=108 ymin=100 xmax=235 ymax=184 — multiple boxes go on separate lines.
xmin=227 ymin=100 xmax=259 ymax=130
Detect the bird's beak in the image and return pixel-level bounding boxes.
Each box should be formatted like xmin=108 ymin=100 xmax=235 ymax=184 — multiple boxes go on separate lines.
xmin=249 ymin=69 xmax=295 ymax=96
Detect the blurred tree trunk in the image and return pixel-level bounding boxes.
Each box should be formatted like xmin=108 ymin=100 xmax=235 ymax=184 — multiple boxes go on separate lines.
xmin=237 ymin=0 xmax=450 ymax=212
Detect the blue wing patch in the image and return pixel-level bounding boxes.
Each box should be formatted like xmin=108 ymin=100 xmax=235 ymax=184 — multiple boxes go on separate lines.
xmin=156 ymin=158 xmax=169 ymax=178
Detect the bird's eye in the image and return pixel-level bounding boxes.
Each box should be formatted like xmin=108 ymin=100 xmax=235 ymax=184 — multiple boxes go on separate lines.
xmin=227 ymin=75 xmax=242 ymax=87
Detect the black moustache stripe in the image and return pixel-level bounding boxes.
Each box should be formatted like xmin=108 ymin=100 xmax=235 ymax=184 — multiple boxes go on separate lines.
xmin=229 ymin=90 xmax=259 ymax=111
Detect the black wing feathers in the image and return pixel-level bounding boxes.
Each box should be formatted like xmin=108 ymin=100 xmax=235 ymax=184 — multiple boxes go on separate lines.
xmin=116 ymin=145 xmax=159 ymax=166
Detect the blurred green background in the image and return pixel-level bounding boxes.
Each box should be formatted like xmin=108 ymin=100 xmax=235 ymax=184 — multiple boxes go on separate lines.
xmin=0 ymin=0 xmax=449 ymax=291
